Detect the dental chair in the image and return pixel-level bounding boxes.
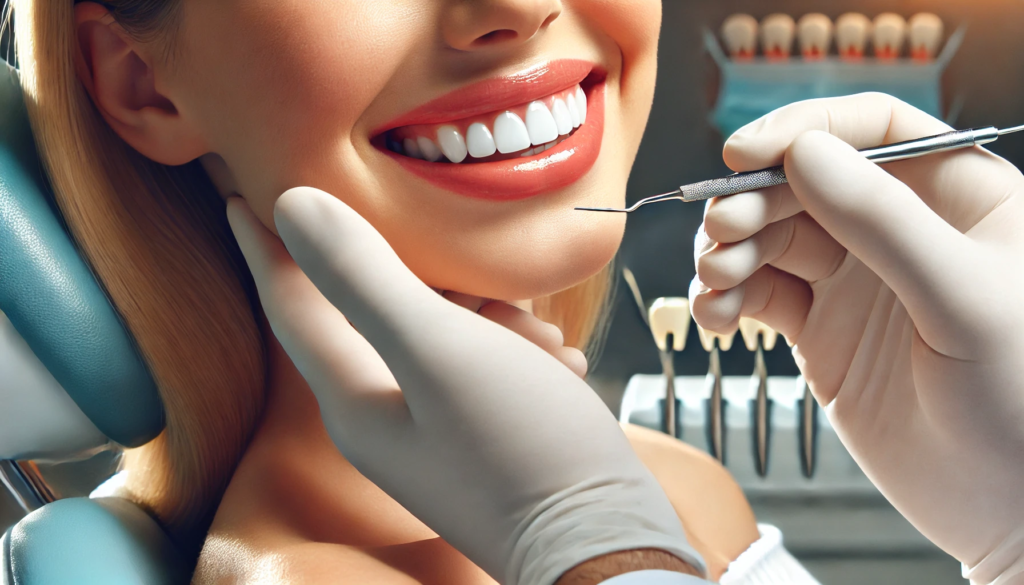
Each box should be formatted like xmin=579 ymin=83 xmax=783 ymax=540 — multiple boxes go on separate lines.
xmin=1 ymin=62 xmax=190 ymax=584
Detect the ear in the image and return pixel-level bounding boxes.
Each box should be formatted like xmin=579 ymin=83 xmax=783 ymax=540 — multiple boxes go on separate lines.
xmin=74 ymin=2 xmax=207 ymax=166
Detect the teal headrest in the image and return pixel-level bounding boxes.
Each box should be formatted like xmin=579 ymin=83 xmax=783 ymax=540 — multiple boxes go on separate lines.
xmin=0 ymin=63 xmax=164 ymax=448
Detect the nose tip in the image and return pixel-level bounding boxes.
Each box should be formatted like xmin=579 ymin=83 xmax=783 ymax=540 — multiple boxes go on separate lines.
xmin=443 ymin=0 xmax=562 ymax=51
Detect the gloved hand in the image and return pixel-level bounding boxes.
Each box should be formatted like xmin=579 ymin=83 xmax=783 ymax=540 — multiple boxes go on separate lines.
xmin=690 ymin=92 xmax=1024 ymax=584
xmin=226 ymin=187 xmax=707 ymax=585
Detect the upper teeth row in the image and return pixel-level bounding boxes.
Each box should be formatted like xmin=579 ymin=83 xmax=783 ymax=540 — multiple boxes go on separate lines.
xmin=395 ymin=85 xmax=587 ymax=163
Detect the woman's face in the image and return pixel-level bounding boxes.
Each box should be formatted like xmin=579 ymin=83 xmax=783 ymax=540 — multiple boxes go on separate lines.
xmin=163 ymin=0 xmax=661 ymax=300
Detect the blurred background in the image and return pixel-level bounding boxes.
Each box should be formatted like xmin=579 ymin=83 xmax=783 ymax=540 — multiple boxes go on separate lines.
xmin=5 ymin=1 xmax=1024 ymax=583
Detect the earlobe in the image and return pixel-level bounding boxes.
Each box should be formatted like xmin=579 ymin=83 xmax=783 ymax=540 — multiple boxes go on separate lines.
xmin=73 ymin=2 xmax=208 ymax=166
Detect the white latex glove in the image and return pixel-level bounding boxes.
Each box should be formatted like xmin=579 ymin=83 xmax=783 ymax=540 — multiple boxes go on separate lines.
xmin=226 ymin=187 xmax=706 ymax=585
xmin=690 ymin=93 xmax=1024 ymax=584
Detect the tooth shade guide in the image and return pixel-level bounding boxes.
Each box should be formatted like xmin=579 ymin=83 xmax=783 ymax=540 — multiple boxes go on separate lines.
xmin=908 ymin=13 xmax=944 ymax=60
xmin=696 ymin=325 xmax=736 ymax=352
xmin=721 ymin=13 xmax=759 ymax=59
xmin=738 ymin=317 xmax=779 ymax=352
xmin=911 ymin=47 xmax=932 ymax=62
xmin=760 ymin=13 xmax=795 ymax=61
xmin=801 ymin=47 xmax=825 ymax=60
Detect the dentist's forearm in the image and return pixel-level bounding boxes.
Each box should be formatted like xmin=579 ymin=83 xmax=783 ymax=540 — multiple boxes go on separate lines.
xmin=555 ymin=549 xmax=704 ymax=585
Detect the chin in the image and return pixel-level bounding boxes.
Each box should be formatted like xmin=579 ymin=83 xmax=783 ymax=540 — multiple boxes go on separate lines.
xmin=408 ymin=211 xmax=625 ymax=302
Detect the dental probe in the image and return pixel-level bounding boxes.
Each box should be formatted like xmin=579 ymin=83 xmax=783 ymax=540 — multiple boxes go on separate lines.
xmin=575 ymin=124 xmax=1024 ymax=213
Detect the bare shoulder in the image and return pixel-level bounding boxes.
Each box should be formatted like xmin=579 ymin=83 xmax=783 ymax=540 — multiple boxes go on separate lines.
xmin=194 ymin=530 xmax=496 ymax=585
xmin=622 ymin=423 xmax=760 ymax=579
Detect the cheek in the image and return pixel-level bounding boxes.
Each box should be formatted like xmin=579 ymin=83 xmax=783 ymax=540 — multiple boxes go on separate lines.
xmin=177 ymin=0 xmax=423 ymax=208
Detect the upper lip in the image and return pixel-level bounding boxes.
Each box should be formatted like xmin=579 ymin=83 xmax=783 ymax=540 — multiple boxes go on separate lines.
xmin=372 ymin=59 xmax=595 ymax=136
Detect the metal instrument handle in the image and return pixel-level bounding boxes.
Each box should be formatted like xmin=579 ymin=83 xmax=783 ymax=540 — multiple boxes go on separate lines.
xmin=862 ymin=127 xmax=997 ymax=163
xmin=681 ymin=166 xmax=788 ymax=203
xmin=678 ymin=127 xmax=998 ymax=204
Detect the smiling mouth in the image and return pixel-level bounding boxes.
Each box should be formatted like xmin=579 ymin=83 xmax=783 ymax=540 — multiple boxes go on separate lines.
xmin=372 ymin=60 xmax=606 ymax=202
xmin=384 ymin=83 xmax=589 ymax=164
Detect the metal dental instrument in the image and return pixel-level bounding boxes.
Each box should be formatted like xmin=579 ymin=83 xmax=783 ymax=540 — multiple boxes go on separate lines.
xmin=696 ymin=325 xmax=734 ymax=464
xmin=648 ymin=298 xmax=691 ymax=439
xmin=740 ymin=318 xmax=779 ymax=478
xmin=797 ymin=376 xmax=818 ymax=479
xmin=576 ymin=124 xmax=1024 ymax=213
xmin=621 ymin=268 xmax=650 ymax=328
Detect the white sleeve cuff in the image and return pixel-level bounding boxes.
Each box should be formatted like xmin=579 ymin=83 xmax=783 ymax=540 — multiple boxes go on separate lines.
xmin=598 ymin=570 xmax=712 ymax=585
xmin=961 ymin=525 xmax=1024 ymax=585
xmin=719 ymin=524 xmax=820 ymax=585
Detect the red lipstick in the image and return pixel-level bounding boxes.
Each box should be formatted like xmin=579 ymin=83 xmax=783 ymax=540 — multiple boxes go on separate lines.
xmin=374 ymin=60 xmax=606 ymax=201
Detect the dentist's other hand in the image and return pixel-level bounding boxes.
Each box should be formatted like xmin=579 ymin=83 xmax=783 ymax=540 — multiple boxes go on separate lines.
xmin=691 ymin=92 xmax=1024 ymax=583
xmin=227 ymin=188 xmax=706 ymax=585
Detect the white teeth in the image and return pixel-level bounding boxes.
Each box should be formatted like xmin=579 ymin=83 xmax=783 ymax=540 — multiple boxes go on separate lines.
xmin=403 ymin=138 xmax=423 ymax=159
xmin=551 ymin=98 xmax=573 ymax=136
xmin=721 ymin=14 xmax=758 ymax=58
xmin=575 ymin=87 xmax=587 ymax=125
xmin=417 ymin=136 xmax=443 ymax=162
xmin=543 ymin=140 xmax=557 ymax=151
xmin=525 ymin=101 xmax=559 ymax=146
xmin=567 ymin=93 xmax=581 ymax=128
xmin=872 ymin=13 xmax=906 ymax=58
xmin=466 ymin=122 xmax=497 ymax=158
xmin=493 ymin=111 xmax=531 ymax=154
xmin=908 ymin=13 xmax=943 ymax=60
xmin=760 ymin=13 xmax=796 ymax=58
xmin=797 ymin=13 xmax=833 ymax=59
xmin=436 ymin=125 xmax=467 ymax=163
xmin=836 ymin=13 xmax=871 ymax=58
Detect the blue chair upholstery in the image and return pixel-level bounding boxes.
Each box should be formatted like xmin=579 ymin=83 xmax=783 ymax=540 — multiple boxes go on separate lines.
xmin=0 ymin=63 xmax=163 ymax=448
xmin=2 ymin=498 xmax=189 ymax=585
xmin=1 ymin=63 xmax=190 ymax=582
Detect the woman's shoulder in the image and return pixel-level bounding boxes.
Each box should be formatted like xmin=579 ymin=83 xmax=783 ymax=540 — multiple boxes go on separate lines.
xmin=193 ymin=532 xmax=496 ymax=585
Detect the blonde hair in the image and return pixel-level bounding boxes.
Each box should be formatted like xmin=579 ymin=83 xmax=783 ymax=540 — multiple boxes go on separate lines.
xmin=8 ymin=0 xmax=613 ymax=554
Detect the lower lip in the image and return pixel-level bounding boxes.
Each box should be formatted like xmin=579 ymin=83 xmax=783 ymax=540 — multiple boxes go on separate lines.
xmin=382 ymin=81 xmax=605 ymax=201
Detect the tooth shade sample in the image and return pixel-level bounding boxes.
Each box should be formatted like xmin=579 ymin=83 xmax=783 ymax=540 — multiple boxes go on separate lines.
xmin=466 ymin=123 xmax=497 ymax=158
xmin=760 ymin=13 xmax=795 ymax=60
xmin=648 ymin=297 xmax=691 ymax=352
xmin=797 ymin=13 xmax=833 ymax=59
xmin=836 ymin=13 xmax=871 ymax=60
xmin=575 ymin=86 xmax=588 ymax=125
xmin=721 ymin=14 xmax=758 ymax=59
xmin=908 ymin=13 xmax=943 ymax=60
xmin=738 ymin=317 xmax=779 ymax=352
xmin=566 ymin=93 xmax=581 ymax=128
xmin=696 ymin=324 xmax=736 ymax=352
xmin=403 ymin=138 xmax=423 ymax=159
xmin=436 ymin=125 xmax=467 ymax=163
xmin=873 ymin=13 xmax=906 ymax=60
xmin=551 ymin=99 xmax=573 ymax=135
xmin=493 ymin=112 xmax=531 ymax=154
xmin=525 ymin=101 xmax=559 ymax=146
xmin=651 ymin=297 xmax=692 ymax=352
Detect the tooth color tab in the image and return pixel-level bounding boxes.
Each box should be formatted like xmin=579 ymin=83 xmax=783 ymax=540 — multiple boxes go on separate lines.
xmin=567 ymin=93 xmax=581 ymax=128
xmin=525 ymin=101 xmax=559 ymax=146
xmin=466 ymin=122 xmax=497 ymax=158
xmin=436 ymin=125 xmax=467 ymax=163
xmin=417 ymin=137 xmax=443 ymax=162
xmin=575 ymin=87 xmax=588 ymax=125
xmin=493 ymin=111 xmax=531 ymax=154
xmin=403 ymin=138 xmax=423 ymax=159
xmin=552 ymin=99 xmax=573 ymax=135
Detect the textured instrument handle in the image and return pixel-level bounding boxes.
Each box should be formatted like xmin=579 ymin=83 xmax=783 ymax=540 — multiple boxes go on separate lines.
xmin=680 ymin=166 xmax=788 ymax=202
